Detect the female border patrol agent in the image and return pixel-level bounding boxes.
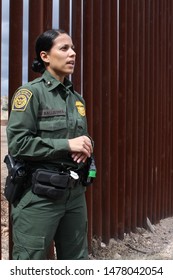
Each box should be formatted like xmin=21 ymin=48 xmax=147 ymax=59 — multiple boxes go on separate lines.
xmin=6 ymin=29 xmax=94 ymax=260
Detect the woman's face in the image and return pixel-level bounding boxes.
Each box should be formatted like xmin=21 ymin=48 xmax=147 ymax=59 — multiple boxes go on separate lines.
xmin=40 ymin=33 xmax=76 ymax=82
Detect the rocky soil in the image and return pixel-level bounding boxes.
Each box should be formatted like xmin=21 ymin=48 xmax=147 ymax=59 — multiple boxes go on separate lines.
xmin=89 ymin=217 xmax=173 ymax=260
xmin=1 ymin=124 xmax=173 ymax=260
xmin=1 ymin=123 xmax=9 ymax=260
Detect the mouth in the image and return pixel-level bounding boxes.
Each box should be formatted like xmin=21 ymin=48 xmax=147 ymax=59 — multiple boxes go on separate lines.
xmin=66 ymin=60 xmax=75 ymax=66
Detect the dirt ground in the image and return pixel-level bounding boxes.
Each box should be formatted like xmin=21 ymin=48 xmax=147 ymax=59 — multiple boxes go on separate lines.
xmin=1 ymin=124 xmax=173 ymax=260
xmin=89 ymin=217 xmax=173 ymax=260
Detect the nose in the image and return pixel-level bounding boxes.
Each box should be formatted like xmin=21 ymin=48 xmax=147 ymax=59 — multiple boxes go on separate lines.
xmin=70 ymin=48 xmax=76 ymax=56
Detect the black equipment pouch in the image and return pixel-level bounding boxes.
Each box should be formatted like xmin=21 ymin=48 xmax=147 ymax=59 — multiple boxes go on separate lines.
xmin=4 ymin=155 xmax=27 ymax=203
xmin=32 ymin=169 xmax=71 ymax=199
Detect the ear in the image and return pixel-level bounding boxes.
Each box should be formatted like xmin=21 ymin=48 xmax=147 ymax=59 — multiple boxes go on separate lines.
xmin=40 ymin=51 xmax=49 ymax=63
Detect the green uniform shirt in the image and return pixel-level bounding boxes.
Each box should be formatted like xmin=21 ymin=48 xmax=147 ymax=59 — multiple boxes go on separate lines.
xmin=7 ymin=70 xmax=90 ymax=169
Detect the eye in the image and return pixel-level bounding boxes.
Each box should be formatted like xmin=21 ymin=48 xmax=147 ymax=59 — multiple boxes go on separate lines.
xmin=60 ymin=45 xmax=69 ymax=51
xmin=60 ymin=44 xmax=75 ymax=52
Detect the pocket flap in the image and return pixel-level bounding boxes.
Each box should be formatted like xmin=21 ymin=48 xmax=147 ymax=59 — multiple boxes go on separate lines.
xmin=13 ymin=230 xmax=45 ymax=250
xmin=37 ymin=120 xmax=67 ymax=131
xmin=50 ymin=173 xmax=69 ymax=187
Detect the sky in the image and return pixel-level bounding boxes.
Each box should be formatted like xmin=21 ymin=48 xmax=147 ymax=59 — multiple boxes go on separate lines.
xmin=1 ymin=0 xmax=60 ymax=97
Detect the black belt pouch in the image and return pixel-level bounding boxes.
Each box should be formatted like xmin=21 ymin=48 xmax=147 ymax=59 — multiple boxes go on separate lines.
xmin=32 ymin=169 xmax=70 ymax=199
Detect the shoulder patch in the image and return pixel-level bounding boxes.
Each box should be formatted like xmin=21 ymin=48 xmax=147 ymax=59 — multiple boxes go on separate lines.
xmin=75 ymin=101 xmax=86 ymax=116
xmin=12 ymin=89 xmax=32 ymax=111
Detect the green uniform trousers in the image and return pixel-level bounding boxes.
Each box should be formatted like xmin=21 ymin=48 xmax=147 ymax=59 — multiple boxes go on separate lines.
xmin=11 ymin=183 xmax=88 ymax=260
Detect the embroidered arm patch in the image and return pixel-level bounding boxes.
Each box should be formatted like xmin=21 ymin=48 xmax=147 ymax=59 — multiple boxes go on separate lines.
xmin=12 ymin=89 xmax=33 ymax=111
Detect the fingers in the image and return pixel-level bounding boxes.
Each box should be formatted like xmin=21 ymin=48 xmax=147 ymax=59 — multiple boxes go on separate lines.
xmin=71 ymin=152 xmax=88 ymax=163
xmin=82 ymin=142 xmax=91 ymax=157
xmin=70 ymin=135 xmax=93 ymax=163
xmin=80 ymin=136 xmax=93 ymax=156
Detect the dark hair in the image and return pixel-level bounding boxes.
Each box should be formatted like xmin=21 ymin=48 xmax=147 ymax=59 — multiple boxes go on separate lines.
xmin=32 ymin=29 xmax=68 ymax=73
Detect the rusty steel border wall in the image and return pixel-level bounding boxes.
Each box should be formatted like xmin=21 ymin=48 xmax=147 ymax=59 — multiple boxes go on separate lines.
xmin=1 ymin=0 xmax=173 ymax=259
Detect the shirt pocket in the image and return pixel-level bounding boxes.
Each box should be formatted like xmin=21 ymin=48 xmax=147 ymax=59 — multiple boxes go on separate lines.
xmin=37 ymin=119 xmax=68 ymax=138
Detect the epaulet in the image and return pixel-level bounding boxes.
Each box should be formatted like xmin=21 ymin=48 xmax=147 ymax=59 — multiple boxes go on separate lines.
xmin=29 ymin=76 xmax=43 ymax=85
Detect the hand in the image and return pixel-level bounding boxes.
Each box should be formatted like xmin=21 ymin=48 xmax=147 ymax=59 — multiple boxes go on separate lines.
xmin=68 ymin=136 xmax=93 ymax=158
xmin=71 ymin=152 xmax=88 ymax=163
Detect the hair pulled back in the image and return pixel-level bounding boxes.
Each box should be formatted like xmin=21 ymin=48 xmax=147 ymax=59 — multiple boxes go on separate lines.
xmin=32 ymin=29 xmax=67 ymax=73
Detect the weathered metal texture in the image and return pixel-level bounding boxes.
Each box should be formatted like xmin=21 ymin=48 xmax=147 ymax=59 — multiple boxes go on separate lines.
xmin=83 ymin=0 xmax=173 ymax=243
xmin=1 ymin=0 xmax=173 ymax=259
xmin=7 ymin=0 xmax=23 ymax=260
xmin=0 ymin=0 xmax=2 ymax=260
xmin=82 ymin=0 xmax=118 ymax=242
xmin=28 ymin=0 xmax=52 ymax=81
xmin=59 ymin=0 xmax=70 ymax=33
xmin=8 ymin=0 xmax=23 ymax=109
xmin=117 ymin=0 xmax=173 ymax=240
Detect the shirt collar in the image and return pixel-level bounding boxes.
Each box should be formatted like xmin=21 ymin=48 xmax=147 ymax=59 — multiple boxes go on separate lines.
xmin=42 ymin=70 xmax=74 ymax=93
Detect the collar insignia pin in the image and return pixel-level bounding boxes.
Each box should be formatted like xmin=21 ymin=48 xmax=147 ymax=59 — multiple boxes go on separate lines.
xmin=46 ymin=81 xmax=52 ymax=86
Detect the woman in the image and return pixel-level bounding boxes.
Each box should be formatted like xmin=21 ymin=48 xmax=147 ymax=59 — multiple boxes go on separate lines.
xmin=6 ymin=29 xmax=94 ymax=260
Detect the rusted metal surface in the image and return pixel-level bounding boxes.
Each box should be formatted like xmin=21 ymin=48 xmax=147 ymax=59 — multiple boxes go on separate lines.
xmin=59 ymin=0 xmax=70 ymax=33
xmin=8 ymin=0 xmax=23 ymax=107
xmin=1 ymin=0 xmax=173 ymax=259
xmin=0 ymin=0 xmax=2 ymax=260
xmin=28 ymin=0 xmax=52 ymax=81
xmin=8 ymin=0 xmax=23 ymax=259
